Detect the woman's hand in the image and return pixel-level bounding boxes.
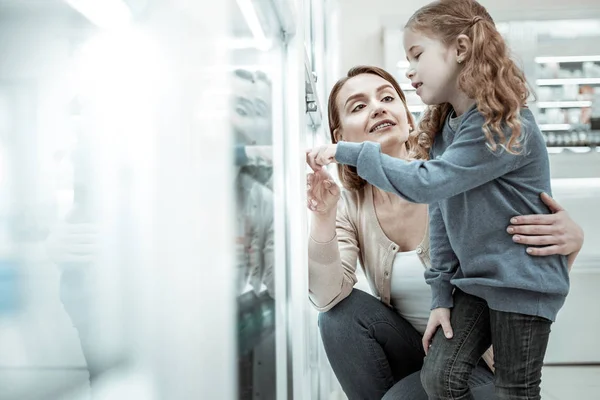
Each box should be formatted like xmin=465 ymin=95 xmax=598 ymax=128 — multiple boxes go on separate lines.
xmin=46 ymin=222 xmax=99 ymax=265
xmin=306 ymin=168 xmax=340 ymax=216
xmin=422 ymin=308 xmax=453 ymax=355
xmin=507 ymin=192 xmax=584 ymax=257
xmin=306 ymin=144 xmax=338 ymax=171
xmin=245 ymin=145 xmax=273 ymax=165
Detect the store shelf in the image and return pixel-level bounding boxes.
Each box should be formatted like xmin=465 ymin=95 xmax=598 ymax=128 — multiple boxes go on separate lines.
xmin=535 ymin=54 xmax=598 ymax=144
xmin=542 ymin=129 xmax=600 ymax=148
xmin=539 ymin=124 xmax=572 ymax=131
xmin=537 ymin=101 xmax=592 ymax=108
xmin=535 ymin=55 xmax=600 ymax=64
xmin=536 ymin=78 xmax=600 ymax=86
xmin=546 ymin=146 xmax=599 ymax=153
xmin=539 ymin=124 xmax=573 ymax=131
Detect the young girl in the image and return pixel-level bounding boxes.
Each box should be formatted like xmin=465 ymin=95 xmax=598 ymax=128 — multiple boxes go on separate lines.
xmin=306 ymin=1 xmax=570 ymax=399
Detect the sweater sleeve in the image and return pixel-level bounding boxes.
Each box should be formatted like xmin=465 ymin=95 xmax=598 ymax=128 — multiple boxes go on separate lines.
xmin=425 ymin=202 xmax=459 ymax=309
xmin=334 ymin=113 xmax=525 ymax=204
xmin=308 ymin=199 xmax=359 ymax=312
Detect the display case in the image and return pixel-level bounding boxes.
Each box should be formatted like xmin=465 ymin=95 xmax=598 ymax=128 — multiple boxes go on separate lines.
xmin=0 ymin=0 xmax=318 ymax=399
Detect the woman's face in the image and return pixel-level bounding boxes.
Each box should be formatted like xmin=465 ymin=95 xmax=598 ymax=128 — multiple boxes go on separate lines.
xmin=231 ymin=74 xmax=258 ymax=145
xmin=334 ymin=73 xmax=411 ymax=155
xmin=253 ymin=78 xmax=272 ymax=145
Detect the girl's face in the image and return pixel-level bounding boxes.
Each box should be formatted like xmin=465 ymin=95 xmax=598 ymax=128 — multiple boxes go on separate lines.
xmin=403 ymin=28 xmax=462 ymax=106
xmin=335 ymin=73 xmax=411 ymax=156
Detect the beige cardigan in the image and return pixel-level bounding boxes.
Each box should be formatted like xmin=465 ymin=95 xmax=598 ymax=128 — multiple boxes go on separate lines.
xmin=308 ymin=184 xmax=495 ymax=371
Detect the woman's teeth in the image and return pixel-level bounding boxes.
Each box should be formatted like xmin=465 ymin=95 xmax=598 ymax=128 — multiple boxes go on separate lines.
xmin=373 ymin=123 xmax=393 ymax=132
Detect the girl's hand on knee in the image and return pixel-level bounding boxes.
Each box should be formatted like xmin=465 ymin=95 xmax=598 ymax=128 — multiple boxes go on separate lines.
xmin=422 ymin=308 xmax=453 ymax=355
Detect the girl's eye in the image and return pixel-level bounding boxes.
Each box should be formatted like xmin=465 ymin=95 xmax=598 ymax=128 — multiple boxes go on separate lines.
xmin=352 ymin=104 xmax=366 ymax=112
xmin=415 ymin=53 xmax=422 ymax=60
xmin=382 ymin=96 xmax=394 ymax=102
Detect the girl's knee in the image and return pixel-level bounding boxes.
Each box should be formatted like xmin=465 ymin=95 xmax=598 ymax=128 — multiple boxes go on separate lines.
xmin=420 ymin=358 xmax=471 ymax=399
xmin=420 ymin=361 xmax=446 ymax=398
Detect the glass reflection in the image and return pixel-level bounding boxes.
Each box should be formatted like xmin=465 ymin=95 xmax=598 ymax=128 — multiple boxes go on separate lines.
xmin=233 ymin=68 xmax=276 ymax=400
xmin=46 ymin=98 xmax=102 ymax=391
xmin=1 ymin=0 xmax=241 ymax=397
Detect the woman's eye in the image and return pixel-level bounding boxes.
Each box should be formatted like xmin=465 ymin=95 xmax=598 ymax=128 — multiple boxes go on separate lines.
xmin=415 ymin=53 xmax=422 ymax=60
xmin=352 ymin=104 xmax=366 ymax=112
xmin=236 ymin=106 xmax=249 ymax=117
xmin=382 ymin=96 xmax=394 ymax=102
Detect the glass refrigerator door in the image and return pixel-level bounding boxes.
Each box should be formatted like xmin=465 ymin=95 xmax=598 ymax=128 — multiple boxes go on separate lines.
xmin=303 ymin=42 xmax=345 ymax=400
xmin=0 ymin=1 xmax=238 ymax=399
xmin=0 ymin=0 xmax=320 ymax=398
xmin=0 ymin=4 xmax=136 ymax=398
xmin=230 ymin=2 xmax=286 ymax=400
xmin=230 ymin=1 xmax=317 ymax=400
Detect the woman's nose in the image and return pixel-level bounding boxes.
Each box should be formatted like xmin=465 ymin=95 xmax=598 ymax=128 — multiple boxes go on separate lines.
xmin=405 ymin=67 xmax=415 ymax=80
xmin=371 ymin=106 xmax=386 ymax=118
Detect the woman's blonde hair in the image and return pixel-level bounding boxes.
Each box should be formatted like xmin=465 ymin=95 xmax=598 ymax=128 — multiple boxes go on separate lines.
xmin=405 ymin=0 xmax=529 ymax=159
xmin=328 ymin=66 xmax=418 ymax=191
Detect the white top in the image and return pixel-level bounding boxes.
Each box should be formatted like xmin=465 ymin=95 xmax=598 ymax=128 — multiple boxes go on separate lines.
xmin=390 ymin=250 xmax=431 ymax=335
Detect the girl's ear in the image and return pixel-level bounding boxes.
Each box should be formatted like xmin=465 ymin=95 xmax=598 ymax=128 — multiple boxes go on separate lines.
xmin=455 ymin=34 xmax=472 ymax=63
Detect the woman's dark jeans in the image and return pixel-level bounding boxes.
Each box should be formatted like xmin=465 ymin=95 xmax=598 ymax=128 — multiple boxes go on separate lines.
xmin=318 ymin=289 xmax=496 ymax=400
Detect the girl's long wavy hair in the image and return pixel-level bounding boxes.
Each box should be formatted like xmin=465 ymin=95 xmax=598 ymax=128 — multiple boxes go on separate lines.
xmin=328 ymin=66 xmax=418 ymax=191
xmin=405 ymin=0 xmax=530 ymax=159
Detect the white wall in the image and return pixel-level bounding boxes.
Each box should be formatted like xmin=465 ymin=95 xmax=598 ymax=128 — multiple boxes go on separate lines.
xmin=544 ymin=174 xmax=600 ymax=363
xmin=334 ymin=0 xmax=600 ymax=76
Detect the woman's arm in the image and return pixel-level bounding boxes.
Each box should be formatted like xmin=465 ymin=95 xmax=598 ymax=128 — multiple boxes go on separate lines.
xmin=235 ymin=145 xmax=273 ymax=166
xmin=507 ymin=192 xmax=584 ymax=271
xmin=307 ymin=169 xmax=360 ymax=311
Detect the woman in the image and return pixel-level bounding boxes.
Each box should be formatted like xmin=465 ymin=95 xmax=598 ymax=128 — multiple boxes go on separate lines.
xmin=306 ymin=66 xmax=584 ymax=400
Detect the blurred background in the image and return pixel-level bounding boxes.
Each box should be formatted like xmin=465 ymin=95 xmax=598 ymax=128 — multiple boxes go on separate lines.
xmin=0 ymin=0 xmax=597 ymax=399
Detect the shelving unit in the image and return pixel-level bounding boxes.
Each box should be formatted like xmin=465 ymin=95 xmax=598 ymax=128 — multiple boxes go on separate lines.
xmin=542 ymin=130 xmax=600 ymax=147
xmin=537 ymin=101 xmax=592 ymax=108
xmin=537 ymin=77 xmax=600 ymax=86
xmin=539 ymin=123 xmax=573 ymax=131
xmin=533 ymin=55 xmax=599 ymax=146
xmin=535 ymin=55 xmax=600 ymax=63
